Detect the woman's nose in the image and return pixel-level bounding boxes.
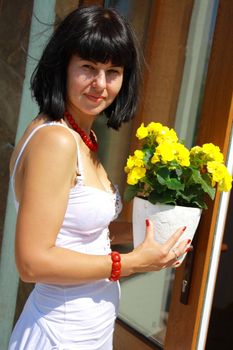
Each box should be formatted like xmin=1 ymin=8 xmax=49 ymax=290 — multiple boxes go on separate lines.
xmin=93 ymin=70 xmax=106 ymax=90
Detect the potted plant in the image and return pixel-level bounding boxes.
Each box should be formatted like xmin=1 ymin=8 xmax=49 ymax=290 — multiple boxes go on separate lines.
xmin=124 ymin=122 xmax=232 ymax=263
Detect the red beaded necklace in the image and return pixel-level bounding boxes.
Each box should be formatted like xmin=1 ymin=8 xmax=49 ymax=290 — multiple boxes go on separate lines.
xmin=64 ymin=111 xmax=98 ymax=152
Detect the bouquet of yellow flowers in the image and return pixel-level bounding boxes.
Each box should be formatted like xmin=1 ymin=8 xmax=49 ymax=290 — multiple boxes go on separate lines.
xmin=124 ymin=122 xmax=232 ymax=209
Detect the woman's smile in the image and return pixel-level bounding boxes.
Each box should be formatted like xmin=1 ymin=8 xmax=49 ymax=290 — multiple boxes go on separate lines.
xmin=84 ymin=93 xmax=105 ymax=103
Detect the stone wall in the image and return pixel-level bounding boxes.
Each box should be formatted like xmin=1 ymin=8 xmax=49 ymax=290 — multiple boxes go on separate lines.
xmin=0 ymin=0 xmax=33 ymax=250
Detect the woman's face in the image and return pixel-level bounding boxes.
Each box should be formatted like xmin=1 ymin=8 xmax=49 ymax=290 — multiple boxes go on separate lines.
xmin=66 ymin=55 xmax=124 ymax=117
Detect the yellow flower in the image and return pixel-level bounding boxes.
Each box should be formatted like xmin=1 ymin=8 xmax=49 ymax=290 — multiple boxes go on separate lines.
xmin=134 ymin=150 xmax=144 ymax=160
xmin=167 ymin=128 xmax=179 ymax=142
xmin=127 ymin=171 xmax=138 ymax=185
xmin=207 ymin=161 xmax=232 ymax=191
xmin=219 ymin=172 xmax=232 ymax=192
xmin=127 ymin=167 xmax=146 ymax=185
xmin=202 ymin=143 xmax=224 ymax=162
xmin=190 ymin=144 xmax=224 ymax=167
xmin=147 ymin=122 xmax=163 ymax=134
xmin=125 ymin=150 xmax=145 ymax=175
xmin=133 ymin=166 xmax=146 ymax=179
xmin=156 ymin=142 xmax=175 ymax=162
xmin=126 ymin=155 xmax=135 ymax=170
xmin=207 ymin=161 xmax=225 ymax=181
xmin=156 ymin=127 xmax=178 ymax=144
xmin=174 ymin=143 xmax=190 ymax=167
xmin=136 ymin=123 xmax=148 ymax=140
xmin=151 ymin=153 xmax=160 ymax=164
xmin=134 ymin=158 xmax=144 ymax=167
xmin=190 ymin=146 xmax=202 ymax=155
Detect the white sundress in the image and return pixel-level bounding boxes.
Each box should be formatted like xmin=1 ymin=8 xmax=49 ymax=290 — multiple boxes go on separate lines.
xmin=8 ymin=122 xmax=122 ymax=350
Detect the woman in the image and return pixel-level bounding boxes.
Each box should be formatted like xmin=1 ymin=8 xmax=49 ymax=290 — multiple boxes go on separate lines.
xmin=9 ymin=6 xmax=191 ymax=350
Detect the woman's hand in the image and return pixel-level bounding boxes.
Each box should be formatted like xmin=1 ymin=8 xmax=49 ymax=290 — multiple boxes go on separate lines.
xmin=122 ymin=220 xmax=191 ymax=276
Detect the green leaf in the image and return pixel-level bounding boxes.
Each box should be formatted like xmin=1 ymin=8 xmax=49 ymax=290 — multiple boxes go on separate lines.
xmin=176 ymin=190 xmax=194 ymax=203
xmin=123 ymin=185 xmax=139 ymax=201
xmin=148 ymin=190 xmax=177 ymax=205
xmin=157 ymin=167 xmax=170 ymax=179
xmin=157 ymin=174 xmax=184 ymax=191
xmin=168 ymin=178 xmax=185 ymax=191
xmin=176 ymin=190 xmax=207 ymax=209
xmin=191 ymin=169 xmax=216 ymax=199
xmin=192 ymin=198 xmax=207 ymax=209
xmin=175 ymin=167 xmax=183 ymax=177
xmin=143 ymin=147 xmax=154 ymax=162
xmin=156 ymin=173 xmax=167 ymax=185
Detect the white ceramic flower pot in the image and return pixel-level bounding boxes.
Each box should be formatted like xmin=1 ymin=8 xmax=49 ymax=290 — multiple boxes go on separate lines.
xmin=132 ymin=197 xmax=202 ymax=264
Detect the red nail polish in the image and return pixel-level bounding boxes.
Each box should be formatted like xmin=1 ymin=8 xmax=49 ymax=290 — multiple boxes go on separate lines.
xmin=146 ymin=219 xmax=150 ymax=227
xmin=187 ymin=239 xmax=191 ymax=244
xmin=185 ymin=247 xmax=192 ymax=253
xmin=182 ymin=226 xmax=187 ymax=232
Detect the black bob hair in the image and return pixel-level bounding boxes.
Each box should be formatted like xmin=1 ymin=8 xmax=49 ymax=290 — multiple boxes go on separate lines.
xmin=31 ymin=6 xmax=142 ymax=130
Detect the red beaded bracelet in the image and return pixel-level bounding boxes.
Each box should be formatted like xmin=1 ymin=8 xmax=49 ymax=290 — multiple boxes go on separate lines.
xmin=109 ymin=251 xmax=121 ymax=281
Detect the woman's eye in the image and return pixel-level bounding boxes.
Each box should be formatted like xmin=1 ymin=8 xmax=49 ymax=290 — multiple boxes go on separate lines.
xmin=83 ymin=65 xmax=95 ymax=71
xmin=107 ymin=69 xmax=120 ymax=75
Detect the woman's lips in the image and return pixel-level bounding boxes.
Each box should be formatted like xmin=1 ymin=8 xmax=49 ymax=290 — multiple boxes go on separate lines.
xmin=85 ymin=94 xmax=105 ymax=103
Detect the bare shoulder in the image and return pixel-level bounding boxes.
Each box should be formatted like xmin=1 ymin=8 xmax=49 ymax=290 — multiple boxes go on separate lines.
xmin=28 ymin=123 xmax=77 ymax=156
xmin=23 ymin=124 xmax=78 ymax=185
xmin=22 ymin=123 xmax=78 ymax=184
xmin=11 ymin=121 xmax=78 ymax=172
xmin=11 ymin=122 xmax=78 ymax=203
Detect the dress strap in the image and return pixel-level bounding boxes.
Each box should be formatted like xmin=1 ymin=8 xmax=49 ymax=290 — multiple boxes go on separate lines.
xmin=11 ymin=122 xmax=84 ymax=198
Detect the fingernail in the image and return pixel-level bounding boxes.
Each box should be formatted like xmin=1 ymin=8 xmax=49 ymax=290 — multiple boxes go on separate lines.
xmin=182 ymin=226 xmax=187 ymax=232
xmin=175 ymin=261 xmax=180 ymax=266
xmin=187 ymin=239 xmax=191 ymax=244
xmin=185 ymin=246 xmax=193 ymax=253
xmin=146 ymin=219 xmax=150 ymax=227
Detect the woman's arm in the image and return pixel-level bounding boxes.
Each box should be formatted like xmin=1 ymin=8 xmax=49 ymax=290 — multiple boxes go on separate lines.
xmin=15 ymin=126 xmax=190 ymax=285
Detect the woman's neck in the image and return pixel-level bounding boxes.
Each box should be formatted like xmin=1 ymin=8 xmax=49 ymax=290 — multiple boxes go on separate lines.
xmin=65 ymin=107 xmax=96 ymax=135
